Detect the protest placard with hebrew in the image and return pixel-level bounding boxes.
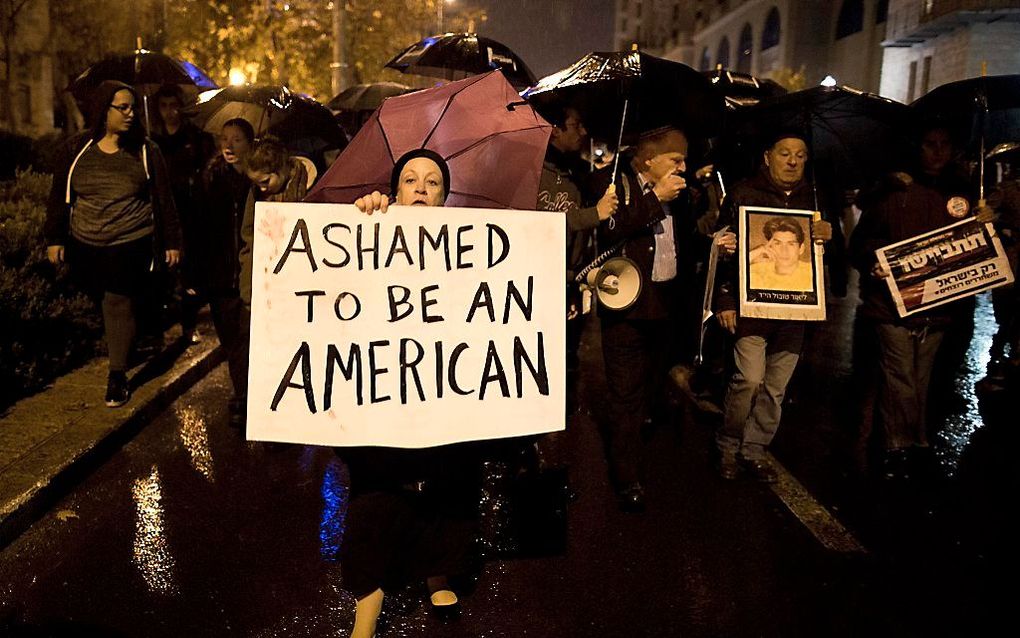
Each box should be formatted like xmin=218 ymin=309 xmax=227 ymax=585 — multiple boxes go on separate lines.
xmin=876 ymin=218 xmax=1014 ymax=318
xmin=246 ymin=202 xmax=566 ymax=447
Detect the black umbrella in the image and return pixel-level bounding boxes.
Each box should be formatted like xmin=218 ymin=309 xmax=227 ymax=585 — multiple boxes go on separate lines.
xmin=913 ymin=74 xmax=1020 ymax=201
xmin=523 ymin=51 xmax=724 ymax=144
xmin=385 ymin=33 xmax=537 ymax=90
xmin=729 ymin=85 xmax=911 ymax=194
xmin=326 ymin=82 xmax=413 ymax=112
xmin=702 ymin=68 xmax=787 ymax=110
xmin=68 ymin=47 xmax=217 ymax=124
xmin=184 ymin=85 xmax=347 ymax=161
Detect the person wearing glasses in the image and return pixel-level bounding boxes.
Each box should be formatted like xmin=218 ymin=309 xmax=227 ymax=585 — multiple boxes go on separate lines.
xmin=45 ymin=80 xmax=181 ymax=408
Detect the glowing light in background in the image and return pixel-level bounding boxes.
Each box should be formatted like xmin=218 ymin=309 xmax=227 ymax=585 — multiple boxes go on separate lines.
xmin=175 ymin=406 xmax=215 ymax=482
xmin=131 ymin=465 xmax=177 ymax=594
xmin=820 ymin=75 xmax=837 ymax=87
xmin=319 ymin=458 xmax=349 ymax=560
xmin=228 ymin=68 xmax=247 ymax=86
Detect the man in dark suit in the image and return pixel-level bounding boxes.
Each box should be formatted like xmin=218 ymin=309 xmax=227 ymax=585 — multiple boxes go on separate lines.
xmin=589 ymin=126 xmax=689 ymax=511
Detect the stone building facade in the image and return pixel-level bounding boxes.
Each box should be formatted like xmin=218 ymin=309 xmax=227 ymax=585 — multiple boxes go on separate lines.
xmin=880 ymin=0 xmax=1020 ymax=103
xmin=615 ymin=0 xmax=889 ymax=94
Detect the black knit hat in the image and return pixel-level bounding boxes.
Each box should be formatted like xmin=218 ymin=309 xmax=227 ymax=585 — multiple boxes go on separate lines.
xmin=765 ymin=127 xmax=810 ymax=151
xmin=390 ymin=148 xmax=451 ymax=199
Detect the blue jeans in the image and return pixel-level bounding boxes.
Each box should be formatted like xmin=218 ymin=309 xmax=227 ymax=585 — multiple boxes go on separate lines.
xmin=717 ymin=323 xmax=805 ymax=460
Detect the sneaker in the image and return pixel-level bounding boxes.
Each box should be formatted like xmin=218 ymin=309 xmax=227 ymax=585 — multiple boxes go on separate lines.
xmin=738 ymin=456 xmax=779 ymax=483
xmin=105 ymin=372 xmax=130 ymax=408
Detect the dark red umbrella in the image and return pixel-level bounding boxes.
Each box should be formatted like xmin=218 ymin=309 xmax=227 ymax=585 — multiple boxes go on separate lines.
xmin=305 ymin=71 xmax=552 ymax=210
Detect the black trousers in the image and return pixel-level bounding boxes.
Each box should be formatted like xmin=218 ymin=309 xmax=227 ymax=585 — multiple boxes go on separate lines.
xmin=208 ymin=292 xmax=249 ymax=401
xmin=600 ymin=315 xmax=672 ymax=486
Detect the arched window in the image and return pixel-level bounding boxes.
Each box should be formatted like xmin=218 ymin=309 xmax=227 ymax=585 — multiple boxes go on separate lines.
xmin=876 ymin=0 xmax=889 ymax=24
xmin=716 ymin=37 xmax=731 ymax=69
xmin=699 ymin=47 xmax=712 ymax=71
xmin=836 ymin=0 xmax=864 ymax=39
xmin=761 ymin=7 xmax=781 ymax=50
xmin=737 ymin=23 xmax=753 ymax=72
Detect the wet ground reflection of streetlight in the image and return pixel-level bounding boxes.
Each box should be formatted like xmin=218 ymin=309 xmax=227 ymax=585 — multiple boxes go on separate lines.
xmin=131 ymin=465 xmax=177 ymax=594
xmin=175 ymin=405 xmax=215 ymax=482
xmin=936 ymin=292 xmax=996 ymax=474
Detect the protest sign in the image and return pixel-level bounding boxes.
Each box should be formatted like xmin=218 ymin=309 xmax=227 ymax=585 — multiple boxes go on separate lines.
xmin=738 ymin=206 xmax=826 ymax=321
xmin=875 ymin=218 xmax=1014 ymax=318
xmin=247 ymin=202 xmax=566 ymax=447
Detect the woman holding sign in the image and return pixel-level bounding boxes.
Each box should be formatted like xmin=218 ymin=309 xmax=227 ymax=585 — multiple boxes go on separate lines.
xmin=344 ymin=149 xmax=479 ymax=638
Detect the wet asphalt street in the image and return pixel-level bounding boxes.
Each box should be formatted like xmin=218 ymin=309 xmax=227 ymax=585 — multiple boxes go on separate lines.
xmin=1 ymin=280 xmax=1016 ymax=637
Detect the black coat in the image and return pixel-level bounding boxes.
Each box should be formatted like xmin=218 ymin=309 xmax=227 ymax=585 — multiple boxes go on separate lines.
xmin=196 ymin=156 xmax=253 ymax=294
xmin=588 ymin=161 xmax=686 ymax=321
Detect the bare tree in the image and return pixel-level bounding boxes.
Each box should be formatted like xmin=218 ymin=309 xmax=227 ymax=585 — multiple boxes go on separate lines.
xmin=0 ymin=0 xmax=34 ymax=133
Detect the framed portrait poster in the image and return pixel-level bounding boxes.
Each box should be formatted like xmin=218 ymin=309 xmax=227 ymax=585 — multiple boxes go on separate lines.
xmin=738 ymin=206 xmax=826 ymax=321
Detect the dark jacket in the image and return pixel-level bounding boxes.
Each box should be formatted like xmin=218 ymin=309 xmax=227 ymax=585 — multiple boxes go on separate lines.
xmin=44 ymin=132 xmax=181 ymax=254
xmin=536 ymin=146 xmax=599 ymax=280
xmin=197 ymin=156 xmax=253 ymax=293
xmin=850 ymin=170 xmax=974 ymax=327
xmin=587 ymin=159 xmax=686 ymax=321
xmin=714 ymin=170 xmax=816 ymax=316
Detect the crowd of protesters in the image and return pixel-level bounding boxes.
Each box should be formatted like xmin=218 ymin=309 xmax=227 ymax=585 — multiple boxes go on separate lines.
xmin=40 ymin=72 xmax=1020 ymax=636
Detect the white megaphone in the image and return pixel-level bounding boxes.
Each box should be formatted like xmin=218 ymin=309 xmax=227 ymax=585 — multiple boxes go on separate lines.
xmin=585 ymin=256 xmax=642 ymax=311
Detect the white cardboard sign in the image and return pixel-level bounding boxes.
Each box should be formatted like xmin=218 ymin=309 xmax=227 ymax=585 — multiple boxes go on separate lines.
xmin=246 ymin=202 xmax=566 ymax=448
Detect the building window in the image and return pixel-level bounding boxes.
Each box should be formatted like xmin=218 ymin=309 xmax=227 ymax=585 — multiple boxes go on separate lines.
xmin=737 ymin=23 xmax=753 ymax=73
xmin=636 ymin=1 xmax=642 ymax=18
xmin=700 ymin=46 xmax=712 ymax=71
xmin=716 ymin=36 xmax=731 ymax=69
xmin=921 ymin=55 xmax=933 ymax=95
xmin=876 ymin=0 xmax=888 ymax=24
xmin=907 ymin=59 xmax=918 ymax=102
xmin=835 ymin=0 xmax=864 ymax=39
xmin=761 ymin=7 xmax=781 ymax=50
xmin=621 ymin=17 xmax=628 ymax=32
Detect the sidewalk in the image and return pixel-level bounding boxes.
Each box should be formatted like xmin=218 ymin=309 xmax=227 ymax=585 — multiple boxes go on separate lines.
xmin=0 ymin=315 xmax=224 ymax=548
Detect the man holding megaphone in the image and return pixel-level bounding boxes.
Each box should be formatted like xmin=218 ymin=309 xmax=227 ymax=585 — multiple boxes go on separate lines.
xmin=586 ymin=125 xmax=690 ymax=512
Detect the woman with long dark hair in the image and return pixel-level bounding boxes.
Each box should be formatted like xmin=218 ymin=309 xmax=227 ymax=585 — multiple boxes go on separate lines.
xmin=45 ymin=80 xmax=180 ymax=407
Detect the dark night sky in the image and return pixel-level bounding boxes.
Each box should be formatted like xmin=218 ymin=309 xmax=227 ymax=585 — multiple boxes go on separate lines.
xmin=477 ymin=0 xmax=615 ymax=78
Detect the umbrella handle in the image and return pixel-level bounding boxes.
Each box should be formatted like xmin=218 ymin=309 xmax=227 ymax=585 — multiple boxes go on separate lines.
xmin=609 ymin=98 xmax=629 ymax=186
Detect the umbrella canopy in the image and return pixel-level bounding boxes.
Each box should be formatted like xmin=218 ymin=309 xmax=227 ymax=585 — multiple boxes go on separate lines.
xmin=305 ymin=71 xmax=552 ymax=210
xmin=728 ymin=84 xmax=911 ymax=189
xmin=386 ymin=33 xmax=537 ymax=90
xmin=327 ymin=82 xmax=414 ymax=112
xmin=184 ymin=85 xmax=347 ymax=157
xmin=702 ymin=68 xmax=787 ymax=110
xmin=68 ymin=49 xmax=217 ymax=111
xmin=522 ymin=51 xmax=724 ymax=144
xmin=912 ymin=74 xmax=1020 ymax=152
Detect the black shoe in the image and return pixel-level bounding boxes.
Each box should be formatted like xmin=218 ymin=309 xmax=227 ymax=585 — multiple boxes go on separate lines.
xmin=616 ymin=481 xmax=646 ymax=512
xmin=105 ymin=372 xmax=130 ymax=408
xmin=228 ymin=398 xmax=246 ymax=429
xmin=717 ymin=452 xmax=740 ymax=480
xmin=738 ymin=456 xmax=779 ymax=483
xmin=881 ymin=448 xmax=910 ymax=481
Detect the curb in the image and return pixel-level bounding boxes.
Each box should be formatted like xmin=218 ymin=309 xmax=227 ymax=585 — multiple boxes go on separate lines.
xmin=0 ymin=321 xmax=225 ymax=549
